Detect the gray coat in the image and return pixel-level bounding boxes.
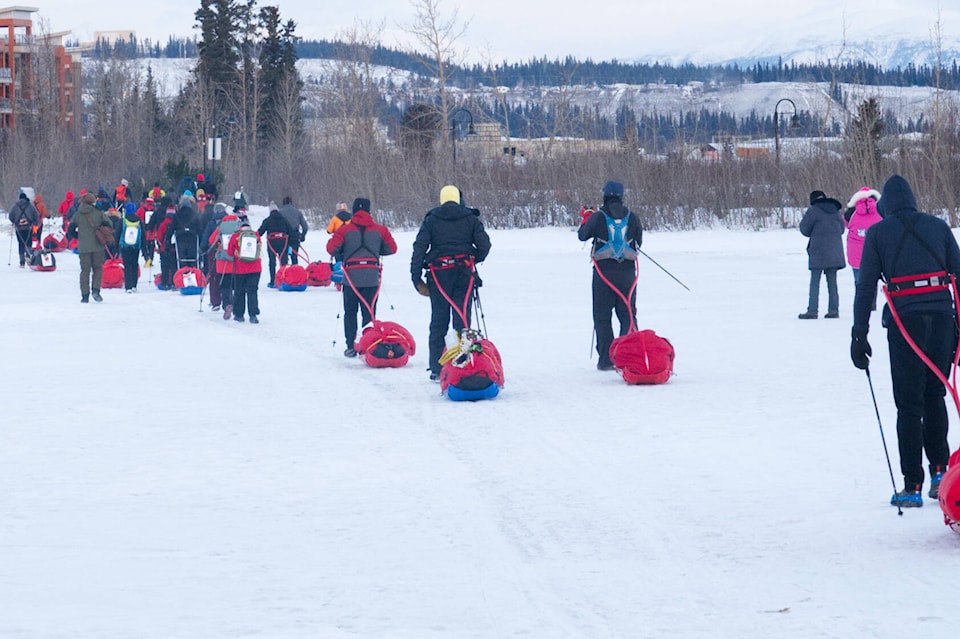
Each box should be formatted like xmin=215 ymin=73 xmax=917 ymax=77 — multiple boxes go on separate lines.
xmin=279 ymin=204 xmax=308 ymax=240
xmin=799 ymin=199 xmax=846 ymax=270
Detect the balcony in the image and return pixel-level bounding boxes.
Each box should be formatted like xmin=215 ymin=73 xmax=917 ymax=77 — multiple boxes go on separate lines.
xmin=0 ymin=98 xmax=11 ymax=113
xmin=0 ymin=67 xmax=10 ymax=82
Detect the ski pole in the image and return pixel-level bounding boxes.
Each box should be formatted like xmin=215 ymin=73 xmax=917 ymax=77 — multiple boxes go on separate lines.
xmin=472 ymin=285 xmax=488 ymax=338
xmin=6 ymin=229 xmax=12 ymax=266
xmin=865 ymin=368 xmax=903 ymax=516
xmin=331 ymin=293 xmax=342 ymax=348
xmin=639 ymin=249 xmax=690 ymax=291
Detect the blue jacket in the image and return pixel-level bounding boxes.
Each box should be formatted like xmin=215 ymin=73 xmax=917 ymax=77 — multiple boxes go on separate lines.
xmin=799 ymin=198 xmax=845 ymax=270
xmin=853 ymin=175 xmax=960 ymax=332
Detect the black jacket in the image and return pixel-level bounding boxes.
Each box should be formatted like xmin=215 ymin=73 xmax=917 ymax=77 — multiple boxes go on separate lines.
xmin=164 ymin=205 xmax=200 ymax=246
xmin=854 ymin=175 xmax=960 ymax=332
xmin=257 ymin=211 xmax=294 ymax=239
xmin=410 ymin=202 xmax=491 ymax=280
xmin=577 ymin=199 xmax=643 ymax=261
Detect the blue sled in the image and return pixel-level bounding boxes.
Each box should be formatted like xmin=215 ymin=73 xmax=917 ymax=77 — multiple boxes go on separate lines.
xmin=178 ymin=286 xmax=204 ymax=295
xmin=280 ymin=283 xmax=307 ymax=292
xmin=447 ymin=384 xmax=501 ymax=402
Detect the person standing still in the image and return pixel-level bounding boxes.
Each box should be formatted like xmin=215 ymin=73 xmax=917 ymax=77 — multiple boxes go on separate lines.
xmin=798 ymin=190 xmax=845 ymax=319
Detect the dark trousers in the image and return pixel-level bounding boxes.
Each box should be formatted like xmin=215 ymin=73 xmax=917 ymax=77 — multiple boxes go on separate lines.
xmin=15 ymin=228 xmax=31 ymax=265
xmin=233 ymin=272 xmax=260 ymax=318
xmin=592 ymin=263 xmax=637 ymax=367
xmin=219 ymin=273 xmax=234 ymax=309
xmin=160 ymin=248 xmax=177 ymax=288
xmin=343 ymin=285 xmax=377 ymax=345
xmin=142 ymin=239 xmax=155 ymax=263
xmin=807 ymin=267 xmax=839 ymax=315
xmin=79 ymin=250 xmax=105 ymax=296
xmin=427 ymin=267 xmax=474 ymax=374
xmin=267 ymin=238 xmax=289 ymax=284
xmin=288 ymin=239 xmax=301 ymax=265
xmin=888 ymin=313 xmax=954 ymax=488
xmin=208 ymin=261 xmax=222 ymax=308
xmin=120 ymin=247 xmax=139 ymax=290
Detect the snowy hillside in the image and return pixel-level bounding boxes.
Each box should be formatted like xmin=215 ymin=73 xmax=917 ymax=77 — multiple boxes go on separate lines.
xmin=2 ymin=215 xmax=959 ymax=637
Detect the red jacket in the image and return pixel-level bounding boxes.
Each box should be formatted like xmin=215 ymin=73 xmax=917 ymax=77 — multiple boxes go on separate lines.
xmin=209 ymin=214 xmax=239 ymax=274
xmin=227 ymin=227 xmax=263 ymax=274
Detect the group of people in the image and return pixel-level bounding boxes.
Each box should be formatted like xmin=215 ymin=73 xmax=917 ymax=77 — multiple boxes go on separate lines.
xmin=799 ymin=175 xmax=959 ymax=509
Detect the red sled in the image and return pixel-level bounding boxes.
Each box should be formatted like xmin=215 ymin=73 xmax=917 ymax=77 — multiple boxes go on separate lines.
xmin=42 ymin=229 xmax=68 ymax=252
xmin=28 ymin=250 xmax=57 ymax=272
xmin=940 ymin=448 xmax=960 ymax=534
xmin=274 ymin=264 xmax=308 ymax=291
xmin=68 ymin=237 xmax=78 ymax=252
xmin=305 ymin=261 xmax=333 ymax=287
xmin=609 ymin=329 xmax=675 ymax=385
xmin=440 ymin=332 xmax=504 ymax=401
xmin=355 ymin=320 xmax=416 ymax=368
xmin=101 ymin=257 xmax=125 ymax=288
xmin=174 ymin=267 xmax=206 ymax=295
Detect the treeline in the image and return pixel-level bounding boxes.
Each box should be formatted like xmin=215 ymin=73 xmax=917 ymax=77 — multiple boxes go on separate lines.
xmin=85 ymin=36 xmax=960 ymax=90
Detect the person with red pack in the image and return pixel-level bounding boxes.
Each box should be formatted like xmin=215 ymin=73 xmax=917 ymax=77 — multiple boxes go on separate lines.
xmin=227 ymin=219 xmax=263 ymax=323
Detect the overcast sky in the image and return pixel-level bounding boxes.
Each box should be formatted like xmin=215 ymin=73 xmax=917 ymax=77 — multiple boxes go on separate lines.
xmin=30 ymin=0 xmax=958 ymax=63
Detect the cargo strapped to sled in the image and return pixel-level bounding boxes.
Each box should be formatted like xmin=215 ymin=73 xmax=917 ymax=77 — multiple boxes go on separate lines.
xmin=886 ymin=271 xmax=951 ymax=297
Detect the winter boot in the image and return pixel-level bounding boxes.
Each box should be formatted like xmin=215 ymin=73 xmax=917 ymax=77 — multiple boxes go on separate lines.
xmin=798 ymin=311 xmax=817 ymax=319
xmin=81 ymin=295 xmax=89 ymax=303
xmin=249 ymin=315 xmax=259 ymax=324
xmin=890 ymin=484 xmax=923 ymax=508
xmin=429 ymin=371 xmax=441 ymax=382
xmin=223 ymin=304 xmax=233 ymax=320
xmin=234 ymin=315 xmax=245 ymax=322
xmin=824 ymin=311 xmax=839 ymax=319
xmin=929 ymin=467 xmax=946 ymax=499
xmin=92 ymin=290 xmax=103 ymax=303
xmin=344 ymin=347 xmax=357 ymax=358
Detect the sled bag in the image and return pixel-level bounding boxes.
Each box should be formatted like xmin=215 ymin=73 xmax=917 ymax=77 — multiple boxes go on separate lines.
xmin=940 ymin=448 xmax=960 ymax=534
xmin=100 ymin=258 xmax=125 ymax=288
xmin=609 ymin=329 xmax=675 ymax=385
xmin=306 ymin=261 xmax=333 ymax=287
xmin=440 ymin=338 xmax=504 ymax=401
xmin=274 ymin=264 xmax=308 ymax=291
xmin=42 ymin=229 xmax=67 ymax=252
xmin=174 ymin=266 xmax=207 ymax=295
xmin=28 ymin=250 xmax=57 ymax=271
xmin=355 ymin=320 xmax=417 ymax=368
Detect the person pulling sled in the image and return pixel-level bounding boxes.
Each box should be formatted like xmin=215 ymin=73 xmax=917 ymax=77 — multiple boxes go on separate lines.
xmin=578 ymin=180 xmax=643 ymax=371
xmin=410 ymin=185 xmax=491 ymax=381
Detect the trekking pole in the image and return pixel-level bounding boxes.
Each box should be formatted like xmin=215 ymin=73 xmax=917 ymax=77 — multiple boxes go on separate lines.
xmin=6 ymin=229 xmax=12 ymax=266
xmin=590 ymin=327 xmax=596 ymax=358
xmin=331 ymin=294 xmax=342 ymax=348
xmin=865 ymin=367 xmax=903 ymax=516
xmin=639 ymin=249 xmax=690 ymax=291
xmin=472 ymin=285 xmax=489 ymax=338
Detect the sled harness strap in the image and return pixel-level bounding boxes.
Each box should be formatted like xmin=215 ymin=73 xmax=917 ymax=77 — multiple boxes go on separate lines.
xmin=591 ymin=257 xmax=640 ymax=334
xmin=886 ymin=271 xmax=951 ymax=297
xmin=430 ymin=254 xmax=474 ymax=270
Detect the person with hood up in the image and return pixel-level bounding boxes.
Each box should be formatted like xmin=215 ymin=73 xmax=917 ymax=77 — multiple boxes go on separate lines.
xmin=164 ymin=196 xmax=201 ymax=269
xmin=58 ymin=191 xmax=75 ymax=217
xmin=156 ymin=203 xmax=179 ymax=290
xmin=410 ymin=185 xmax=492 ymax=380
xmin=851 ymin=175 xmax=960 ymax=508
xmin=326 ymin=202 xmax=352 ymax=234
xmin=8 ymin=191 xmax=40 ymax=268
xmin=279 ymin=196 xmax=309 ymax=264
xmin=201 ymin=202 xmax=230 ymax=310
xmin=67 ymin=192 xmax=111 ymax=302
xmin=327 ymin=197 xmax=398 ymax=357
xmin=257 ymin=201 xmax=294 ymax=287
xmin=116 ymin=202 xmax=143 ymax=292
xmin=843 ymin=187 xmax=883 ymax=285
xmin=578 ymin=180 xmax=643 ymax=371
xmin=798 ymin=190 xmax=846 ymax=319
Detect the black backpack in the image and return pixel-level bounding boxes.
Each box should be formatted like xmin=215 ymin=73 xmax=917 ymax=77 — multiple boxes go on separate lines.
xmin=15 ymin=202 xmax=31 ymax=229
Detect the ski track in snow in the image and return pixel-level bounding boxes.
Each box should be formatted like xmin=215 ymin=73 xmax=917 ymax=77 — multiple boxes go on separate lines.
xmin=1 ymin=213 xmax=958 ymax=638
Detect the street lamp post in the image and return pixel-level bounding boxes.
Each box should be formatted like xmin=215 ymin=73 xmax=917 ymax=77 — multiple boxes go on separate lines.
xmin=774 ymin=98 xmax=799 ymax=165
xmin=450 ymin=106 xmax=475 ymax=163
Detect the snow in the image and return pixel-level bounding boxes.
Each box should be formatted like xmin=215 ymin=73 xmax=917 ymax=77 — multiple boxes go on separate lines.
xmin=2 ymin=213 xmax=958 ymax=638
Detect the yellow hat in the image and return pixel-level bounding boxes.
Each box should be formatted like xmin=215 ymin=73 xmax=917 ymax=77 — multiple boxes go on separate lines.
xmin=439 ymin=185 xmax=460 ymax=205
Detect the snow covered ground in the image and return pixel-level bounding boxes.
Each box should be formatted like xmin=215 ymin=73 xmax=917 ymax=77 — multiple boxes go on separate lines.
xmin=1 ymin=213 xmax=958 ymax=638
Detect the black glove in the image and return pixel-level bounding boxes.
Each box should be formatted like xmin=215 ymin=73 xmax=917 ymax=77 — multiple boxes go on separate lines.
xmin=413 ymin=278 xmax=429 ymax=296
xmin=851 ymin=328 xmax=872 ymax=370
xmin=300 ymin=233 xmax=306 ymax=242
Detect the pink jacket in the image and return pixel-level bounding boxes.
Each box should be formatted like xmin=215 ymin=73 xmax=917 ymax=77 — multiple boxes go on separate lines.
xmin=845 ymin=188 xmax=882 ymax=268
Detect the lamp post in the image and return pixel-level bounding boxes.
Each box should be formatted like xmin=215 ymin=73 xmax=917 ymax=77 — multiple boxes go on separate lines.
xmin=450 ymin=106 xmax=475 ymax=163
xmin=773 ymin=98 xmax=799 ymax=165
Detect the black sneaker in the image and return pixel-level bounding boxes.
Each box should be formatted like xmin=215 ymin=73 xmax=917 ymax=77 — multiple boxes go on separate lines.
xmin=92 ymin=291 xmax=103 ymax=303
xmin=81 ymin=295 xmax=89 ymax=303
xmin=597 ymin=362 xmax=615 ymax=371
xmin=798 ymin=311 xmax=817 ymax=319
xmin=344 ymin=347 xmax=357 ymax=358
xmin=249 ymin=315 xmax=259 ymax=324
xmin=824 ymin=312 xmax=839 ymax=319
xmin=429 ymin=371 xmax=441 ymax=382
xmin=234 ymin=315 xmax=245 ymax=322
xmin=891 ymin=485 xmax=923 ymax=508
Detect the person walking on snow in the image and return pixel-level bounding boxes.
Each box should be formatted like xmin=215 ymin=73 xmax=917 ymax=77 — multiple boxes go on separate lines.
xmin=117 ymin=203 xmax=143 ymax=292
xmin=8 ymin=191 xmax=39 ymax=268
xmin=578 ymin=180 xmax=643 ymax=371
xmin=410 ymin=185 xmax=491 ymax=381
xmin=227 ymin=219 xmax=263 ymax=323
xmin=68 ymin=192 xmax=111 ymax=302
xmin=279 ymin=196 xmax=309 ymax=264
xmin=844 ymin=187 xmax=883 ymax=286
xmin=257 ymin=202 xmax=294 ymax=287
xmin=850 ymin=174 xmax=960 ymax=507
xmin=327 ymin=197 xmax=398 ymax=357
xmin=798 ymin=190 xmax=845 ymax=319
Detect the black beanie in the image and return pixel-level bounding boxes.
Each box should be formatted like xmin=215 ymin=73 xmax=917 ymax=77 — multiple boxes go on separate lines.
xmin=809 ymin=190 xmax=826 ymax=205
xmin=352 ymin=197 xmax=370 ymax=213
xmin=19 ymin=192 xmax=28 ymax=200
